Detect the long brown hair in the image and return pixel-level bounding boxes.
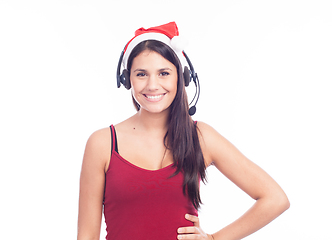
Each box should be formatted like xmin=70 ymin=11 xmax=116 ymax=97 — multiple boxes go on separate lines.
xmin=127 ymin=40 xmax=206 ymax=209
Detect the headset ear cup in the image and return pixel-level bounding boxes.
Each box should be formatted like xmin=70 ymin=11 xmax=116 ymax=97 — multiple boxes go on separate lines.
xmin=121 ymin=69 xmax=131 ymax=89
xmin=183 ymin=66 xmax=191 ymax=87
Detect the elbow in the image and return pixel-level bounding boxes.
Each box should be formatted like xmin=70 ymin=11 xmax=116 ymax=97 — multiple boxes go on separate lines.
xmin=281 ymin=193 xmax=290 ymax=212
xmin=272 ymin=190 xmax=290 ymax=215
xmin=257 ymin=189 xmax=290 ymax=215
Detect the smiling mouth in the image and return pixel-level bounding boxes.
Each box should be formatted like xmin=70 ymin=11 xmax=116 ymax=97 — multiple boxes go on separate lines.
xmin=144 ymin=93 xmax=166 ymax=100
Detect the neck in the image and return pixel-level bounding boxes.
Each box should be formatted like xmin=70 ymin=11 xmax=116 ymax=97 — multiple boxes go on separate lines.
xmin=133 ymin=108 xmax=169 ymax=134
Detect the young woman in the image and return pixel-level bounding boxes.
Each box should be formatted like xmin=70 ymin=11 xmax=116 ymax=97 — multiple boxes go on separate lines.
xmin=77 ymin=22 xmax=290 ymax=240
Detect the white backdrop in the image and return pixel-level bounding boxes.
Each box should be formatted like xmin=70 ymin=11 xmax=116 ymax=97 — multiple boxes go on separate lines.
xmin=0 ymin=0 xmax=331 ymax=239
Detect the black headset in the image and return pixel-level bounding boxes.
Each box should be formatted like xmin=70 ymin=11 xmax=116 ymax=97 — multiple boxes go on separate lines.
xmin=116 ymin=47 xmax=200 ymax=115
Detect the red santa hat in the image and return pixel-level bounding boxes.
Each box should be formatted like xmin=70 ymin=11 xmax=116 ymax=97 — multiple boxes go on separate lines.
xmin=122 ymin=22 xmax=187 ymax=69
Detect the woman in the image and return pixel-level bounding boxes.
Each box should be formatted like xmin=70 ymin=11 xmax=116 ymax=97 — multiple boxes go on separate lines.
xmin=77 ymin=22 xmax=289 ymax=240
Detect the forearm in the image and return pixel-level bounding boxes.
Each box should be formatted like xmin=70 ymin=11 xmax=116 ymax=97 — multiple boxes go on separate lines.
xmin=77 ymin=213 xmax=102 ymax=240
xmin=211 ymin=196 xmax=290 ymax=240
xmin=77 ymin=232 xmax=100 ymax=240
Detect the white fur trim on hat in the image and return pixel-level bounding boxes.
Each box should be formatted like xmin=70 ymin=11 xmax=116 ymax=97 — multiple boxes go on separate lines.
xmin=170 ymin=36 xmax=188 ymax=53
xmin=122 ymin=32 xmax=187 ymax=70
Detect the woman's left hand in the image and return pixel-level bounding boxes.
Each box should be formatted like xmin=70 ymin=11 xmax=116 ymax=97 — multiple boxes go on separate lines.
xmin=177 ymin=214 xmax=214 ymax=239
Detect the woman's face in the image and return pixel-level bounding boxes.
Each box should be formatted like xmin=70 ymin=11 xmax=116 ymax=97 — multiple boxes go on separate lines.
xmin=130 ymin=50 xmax=178 ymax=114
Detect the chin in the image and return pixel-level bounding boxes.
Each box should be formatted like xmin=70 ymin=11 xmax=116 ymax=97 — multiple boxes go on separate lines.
xmin=140 ymin=105 xmax=171 ymax=114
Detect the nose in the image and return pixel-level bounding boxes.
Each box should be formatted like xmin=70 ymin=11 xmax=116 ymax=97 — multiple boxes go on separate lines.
xmin=146 ymin=74 xmax=159 ymax=91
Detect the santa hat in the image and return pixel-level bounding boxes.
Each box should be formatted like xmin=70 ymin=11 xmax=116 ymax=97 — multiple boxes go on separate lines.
xmin=122 ymin=22 xmax=188 ymax=70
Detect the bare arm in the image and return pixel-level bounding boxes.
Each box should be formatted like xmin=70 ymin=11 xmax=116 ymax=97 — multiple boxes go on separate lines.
xmin=198 ymin=122 xmax=290 ymax=240
xmin=77 ymin=128 xmax=111 ymax=240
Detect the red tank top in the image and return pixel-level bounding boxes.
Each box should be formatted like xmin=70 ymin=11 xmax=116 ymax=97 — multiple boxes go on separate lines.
xmin=103 ymin=125 xmax=197 ymax=240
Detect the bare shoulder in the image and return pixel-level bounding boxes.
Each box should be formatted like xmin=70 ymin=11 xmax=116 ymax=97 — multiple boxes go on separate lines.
xmin=195 ymin=121 xmax=225 ymax=166
xmin=83 ymin=127 xmax=112 ymax=172
xmin=86 ymin=127 xmax=111 ymax=147
xmin=196 ymin=121 xmax=218 ymax=137
xmin=196 ymin=121 xmax=242 ymax=167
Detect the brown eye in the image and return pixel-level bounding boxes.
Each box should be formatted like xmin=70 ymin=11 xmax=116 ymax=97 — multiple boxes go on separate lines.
xmin=136 ymin=72 xmax=146 ymax=77
xmin=160 ymin=72 xmax=170 ymax=76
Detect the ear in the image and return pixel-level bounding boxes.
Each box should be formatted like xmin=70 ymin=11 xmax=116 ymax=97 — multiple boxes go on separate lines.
xmin=183 ymin=66 xmax=191 ymax=87
xmin=121 ymin=69 xmax=131 ymax=89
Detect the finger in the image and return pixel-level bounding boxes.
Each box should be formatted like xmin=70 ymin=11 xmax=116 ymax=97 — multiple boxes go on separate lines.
xmin=185 ymin=214 xmax=200 ymax=225
xmin=177 ymin=233 xmax=200 ymax=239
xmin=177 ymin=226 xmax=198 ymax=234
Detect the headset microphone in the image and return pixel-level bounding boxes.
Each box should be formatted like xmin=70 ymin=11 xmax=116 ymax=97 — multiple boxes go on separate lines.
xmin=189 ymin=106 xmax=196 ymax=116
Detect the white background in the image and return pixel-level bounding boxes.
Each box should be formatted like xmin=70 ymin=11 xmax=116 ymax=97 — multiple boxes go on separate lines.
xmin=0 ymin=0 xmax=331 ymax=239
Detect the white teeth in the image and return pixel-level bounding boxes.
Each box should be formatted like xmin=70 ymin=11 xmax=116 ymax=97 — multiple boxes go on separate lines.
xmin=146 ymin=94 xmax=164 ymax=99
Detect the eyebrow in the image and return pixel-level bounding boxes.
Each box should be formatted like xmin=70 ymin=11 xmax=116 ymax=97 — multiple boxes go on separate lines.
xmin=133 ymin=69 xmax=146 ymax=72
xmin=159 ymin=68 xmax=173 ymax=72
xmin=133 ymin=68 xmax=173 ymax=72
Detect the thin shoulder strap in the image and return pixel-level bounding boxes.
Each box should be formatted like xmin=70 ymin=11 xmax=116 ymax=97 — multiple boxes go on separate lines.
xmin=109 ymin=125 xmax=118 ymax=153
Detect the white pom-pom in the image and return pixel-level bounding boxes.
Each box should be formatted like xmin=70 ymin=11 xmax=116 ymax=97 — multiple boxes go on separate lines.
xmin=170 ymin=36 xmax=188 ymax=52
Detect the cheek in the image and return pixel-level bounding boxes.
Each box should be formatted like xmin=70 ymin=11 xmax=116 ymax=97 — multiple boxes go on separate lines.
xmin=170 ymin=77 xmax=178 ymax=94
xmin=130 ymin=81 xmax=146 ymax=105
xmin=131 ymin=86 xmax=140 ymax=101
xmin=130 ymin=80 xmax=142 ymax=94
